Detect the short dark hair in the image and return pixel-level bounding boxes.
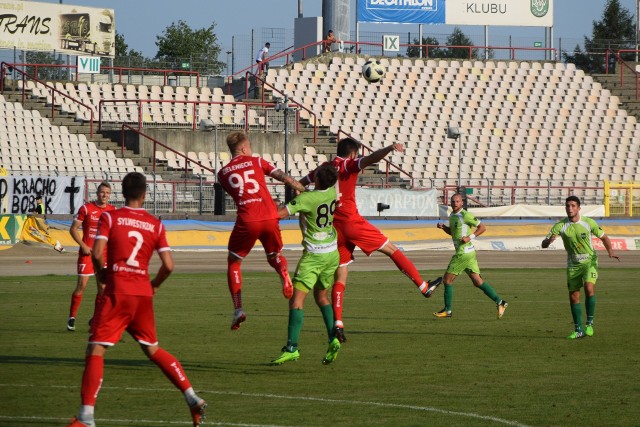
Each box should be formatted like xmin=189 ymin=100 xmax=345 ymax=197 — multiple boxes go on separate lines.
xmin=336 ymin=137 xmax=360 ymax=157
xmin=122 ymin=172 xmax=146 ymax=200
xmin=566 ymin=195 xmax=581 ymax=206
xmin=315 ymin=163 xmax=338 ymax=190
xmin=265 ymin=42 xmax=270 ymax=47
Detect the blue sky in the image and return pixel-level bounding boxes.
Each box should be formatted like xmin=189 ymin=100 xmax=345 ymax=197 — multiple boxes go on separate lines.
xmin=35 ymin=0 xmax=639 ymax=59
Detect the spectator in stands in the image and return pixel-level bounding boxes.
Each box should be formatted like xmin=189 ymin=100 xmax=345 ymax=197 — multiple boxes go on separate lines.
xmin=434 ymin=193 xmax=508 ymax=320
xmin=324 ymin=30 xmax=339 ymax=53
xmin=541 ymin=195 xmax=620 ymax=340
xmin=218 ymin=131 xmax=306 ymax=331
xmin=255 ymin=42 xmax=270 ymax=74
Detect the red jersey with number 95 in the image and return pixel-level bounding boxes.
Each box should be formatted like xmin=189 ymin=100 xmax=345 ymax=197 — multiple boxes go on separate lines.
xmin=218 ymin=155 xmax=279 ymax=221
xmin=95 ymin=206 xmax=170 ymax=296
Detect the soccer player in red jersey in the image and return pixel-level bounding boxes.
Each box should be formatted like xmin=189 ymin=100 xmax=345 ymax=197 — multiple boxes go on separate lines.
xmin=67 ymin=182 xmax=115 ymax=332
xmin=67 ymin=172 xmax=206 ymax=427
xmin=218 ymin=131 xmax=306 ymax=330
xmin=301 ymin=137 xmax=442 ymax=343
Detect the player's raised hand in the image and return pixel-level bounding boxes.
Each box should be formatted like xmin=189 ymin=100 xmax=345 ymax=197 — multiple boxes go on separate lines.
xmin=392 ymin=143 xmax=405 ymax=152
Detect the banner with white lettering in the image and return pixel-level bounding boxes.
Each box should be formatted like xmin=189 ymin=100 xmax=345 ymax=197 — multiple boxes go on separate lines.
xmin=0 ymin=175 xmax=85 ymax=215
xmin=445 ymin=0 xmax=553 ymax=27
xmin=358 ymin=0 xmax=446 ymax=24
xmin=356 ymin=188 xmax=438 ymax=217
xmin=0 ymin=0 xmax=115 ymax=57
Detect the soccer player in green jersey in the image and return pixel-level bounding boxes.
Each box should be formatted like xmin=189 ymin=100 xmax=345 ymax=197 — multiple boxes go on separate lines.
xmin=541 ymin=196 xmax=620 ymax=339
xmin=435 ymin=193 xmax=508 ymax=319
xmin=271 ymin=163 xmax=342 ymax=365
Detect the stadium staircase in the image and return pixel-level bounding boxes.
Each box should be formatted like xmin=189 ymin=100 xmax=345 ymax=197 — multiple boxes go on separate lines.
xmin=593 ymin=63 xmax=640 ymax=122
xmin=2 ymin=86 xmax=170 ymax=178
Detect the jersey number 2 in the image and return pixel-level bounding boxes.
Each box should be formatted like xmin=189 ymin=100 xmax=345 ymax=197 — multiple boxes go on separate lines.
xmin=126 ymin=230 xmax=144 ymax=267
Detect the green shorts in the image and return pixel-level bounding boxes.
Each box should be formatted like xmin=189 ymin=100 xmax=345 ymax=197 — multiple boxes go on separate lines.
xmin=446 ymin=251 xmax=480 ymax=276
xmin=566 ymin=259 xmax=598 ymax=292
xmin=293 ymin=250 xmax=339 ymax=293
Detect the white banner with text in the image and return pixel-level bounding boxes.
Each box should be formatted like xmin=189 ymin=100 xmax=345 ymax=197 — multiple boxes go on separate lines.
xmin=0 ymin=175 xmax=85 ymax=214
xmin=356 ymin=188 xmax=438 ymax=217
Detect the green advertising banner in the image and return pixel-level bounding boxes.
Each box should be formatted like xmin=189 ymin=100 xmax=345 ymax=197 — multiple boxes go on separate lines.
xmin=0 ymin=214 xmax=26 ymax=246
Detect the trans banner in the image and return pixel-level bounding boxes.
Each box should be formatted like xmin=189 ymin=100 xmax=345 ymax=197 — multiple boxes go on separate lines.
xmin=358 ymin=0 xmax=446 ymax=24
xmin=0 ymin=0 xmax=115 ymax=57
xmin=357 ymin=0 xmax=553 ymax=27
xmin=0 ymin=175 xmax=85 ymax=215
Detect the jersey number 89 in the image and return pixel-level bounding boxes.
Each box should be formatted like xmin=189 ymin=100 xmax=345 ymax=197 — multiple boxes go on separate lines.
xmin=316 ymin=200 xmax=337 ymax=228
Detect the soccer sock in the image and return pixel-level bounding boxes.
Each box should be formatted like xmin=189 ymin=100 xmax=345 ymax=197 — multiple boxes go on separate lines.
xmin=80 ymin=355 xmax=104 ymax=406
xmin=444 ymin=284 xmax=454 ymax=312
xmin=389 ymin=250 xmax=424 ymax=288
xmin=78 ymin=405 xmax=94 ymax=425
xmin=70 ymin=293 xmax=83 ymax=318
xmin=286 ymin=308 xmax=304 ymax=351
xmin=267 ymin=253 xmax=289 ymax=279
xmin=183 ymin=387 xmax=202 ymax=407
xmin=149 ymin=348 xmax=192 ymax=392
xmin=570 ymin=303 xmax=584 ymax=331
xmin=332 ymin=281 xmax=346 ymax=327
xmin=319 ymin=304 xmax=335 ymax=341
xmin=585 ymin=295 xmax=596 ymax=325
xmin=479 ymin=282 xmax=501 ymax=304
xmin=227 ymin=258 xmax=243 ymax=310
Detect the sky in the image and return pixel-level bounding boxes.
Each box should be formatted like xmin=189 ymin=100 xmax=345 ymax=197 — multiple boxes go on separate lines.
xmin=25 ymin=0 xmax=640 ymax=65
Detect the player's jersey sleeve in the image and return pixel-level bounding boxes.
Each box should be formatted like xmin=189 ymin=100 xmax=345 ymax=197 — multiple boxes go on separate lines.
xmin=74 ymin=204 xmax=87 ymax=223
xmin=95 ymin=211 xmax=113 ymax=242
xmin=342 ymin=157 xmax=362 ymax=174
xmin=462 ymin=210 xmax=481 ymax=228
xmin=260 ymin=158 xmax=278 ymax=177
xmin=585 ymin=217 xmax=605 ymax=239
xmin=546 ymin=221 xmax=563 ymax=239
xmin=155 ymin=222 xmax=170 ymax=253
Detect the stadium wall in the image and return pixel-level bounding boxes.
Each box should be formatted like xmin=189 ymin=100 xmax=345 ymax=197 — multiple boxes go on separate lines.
xmin=107 ymin=129 xmax=305 ymax=160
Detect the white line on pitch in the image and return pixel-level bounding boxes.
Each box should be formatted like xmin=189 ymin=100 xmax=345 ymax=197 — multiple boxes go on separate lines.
xmin=0 ymin=383 xmax=529 ymax=426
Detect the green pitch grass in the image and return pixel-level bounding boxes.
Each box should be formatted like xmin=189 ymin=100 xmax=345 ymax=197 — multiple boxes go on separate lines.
xmin=1 ymin=268 xmax=639 ymax=426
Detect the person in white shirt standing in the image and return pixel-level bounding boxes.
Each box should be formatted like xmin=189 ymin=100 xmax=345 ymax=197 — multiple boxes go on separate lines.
xmin=255 ymin=42 xmax=270 ymax=74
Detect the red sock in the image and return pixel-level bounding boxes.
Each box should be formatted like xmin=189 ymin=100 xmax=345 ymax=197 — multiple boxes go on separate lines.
xmin=332 ymin=281 xmax=346 ymax=325
xmin=70 ymin=293 xmax=83 ymax=318
xmin=267 ymin=253 xmax=289 ymax=278
xmin=81 ymin=355 xmax=104 ymax=406
xmin=390 ymin=250 xmax=424 ymax=288
xmin=149 ymin=348 xmax=192 ymax=392
xmin=227 ymin=258 xmax=243 ymax=309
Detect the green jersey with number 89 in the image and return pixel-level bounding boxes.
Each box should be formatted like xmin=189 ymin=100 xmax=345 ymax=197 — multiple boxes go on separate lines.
xmin=286 ymin=187 xmax=337 ymax=254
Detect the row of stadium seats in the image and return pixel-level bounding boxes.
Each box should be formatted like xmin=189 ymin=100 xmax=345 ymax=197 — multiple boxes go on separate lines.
xmin=266 ymin=56 xmax=639 ymax=188
xmin=0 ymin=97 xmax=154 ymax=181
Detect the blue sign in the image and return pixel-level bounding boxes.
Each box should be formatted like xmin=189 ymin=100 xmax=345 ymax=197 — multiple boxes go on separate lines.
xmin=358 ymin=0 xmax=446 ymax=24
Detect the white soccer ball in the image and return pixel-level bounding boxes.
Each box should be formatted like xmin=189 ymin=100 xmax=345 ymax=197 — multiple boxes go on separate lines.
xmin=362 ymin=59 xmax=385 ymax=83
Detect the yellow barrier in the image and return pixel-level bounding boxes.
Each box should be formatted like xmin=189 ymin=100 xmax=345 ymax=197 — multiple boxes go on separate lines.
xmin=604 ymin=181 xmax=639 ymax=217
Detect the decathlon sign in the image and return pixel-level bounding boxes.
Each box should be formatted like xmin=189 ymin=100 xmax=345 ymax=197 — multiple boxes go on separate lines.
xmin=445 ymin=0 xmax=553 ymax=27
xmin=358 ymin=0 xmax=445 ymax=24
xmin=77 ymin=56 xmax=101 ymax=74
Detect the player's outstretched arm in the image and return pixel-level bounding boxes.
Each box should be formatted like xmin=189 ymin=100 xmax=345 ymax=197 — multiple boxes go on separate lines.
xmin=272 ymin=169 xmax=306 ymax=193
xmin=436 ymin=222 xmax=451 ymax=235
xmin=70 ymin=220 xmax=90 ymax=255
xmin=541 ymin=234 xmax=556 ymax=249
xmin=151 ymin=251 xmax=174 ymax=291
xmin=600 ymin=235 xmax=621 ymax=261
xmin=360 ymin=143 xmax=404 ymax=169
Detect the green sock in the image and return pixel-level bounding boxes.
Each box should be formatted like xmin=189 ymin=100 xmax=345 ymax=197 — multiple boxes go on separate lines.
xmin=444 ymin=284 xmax=454 ymax=312
xmin=479 ymin=282 xmax=501 ymax=304
xmin=286 ymin=308 xmax=304 ymax=351
xmin=319 ymin=304 xmax=334 ymax=341
xmin=585 ymin=295 xmax=596 ymax=325
xmin=570 ymin=303 xmax=583 ymax=331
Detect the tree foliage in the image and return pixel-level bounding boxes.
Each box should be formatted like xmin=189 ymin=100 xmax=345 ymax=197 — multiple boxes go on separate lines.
xmin=406 ymin=28 xmax=479 ymax=59
xmin=564 ymin=0 xmax=636 ymax=73
xmin=406 ymin=36 xmax=445 ymax=58
xmin=155 ymin=20 xmax=224 ymax=74
xmin=25 ymin=51 xmax=65 ymax=80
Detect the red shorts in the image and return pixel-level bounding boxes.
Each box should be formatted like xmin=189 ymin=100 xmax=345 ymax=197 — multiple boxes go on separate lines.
xmin=334 ymin=216 xmax=388 ymax=265
xmin=228 ymin=217 xmax=283 ymax=258
xmin=77 ymin=252 xmax=107 ymax=276
xmin=89 ymin=293 xmax=157 ymax=347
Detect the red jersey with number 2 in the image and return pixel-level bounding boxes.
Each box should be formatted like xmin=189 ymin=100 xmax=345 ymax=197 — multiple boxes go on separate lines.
xmin=95 ymin=207 xmax=170 ymax=297
xmin=218 ymin=155 xmax=279 ymax=221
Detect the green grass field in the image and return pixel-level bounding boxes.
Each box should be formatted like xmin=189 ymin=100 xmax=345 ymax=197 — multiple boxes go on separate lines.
xmin=1 ymin=268 xmax=639 ymax=427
